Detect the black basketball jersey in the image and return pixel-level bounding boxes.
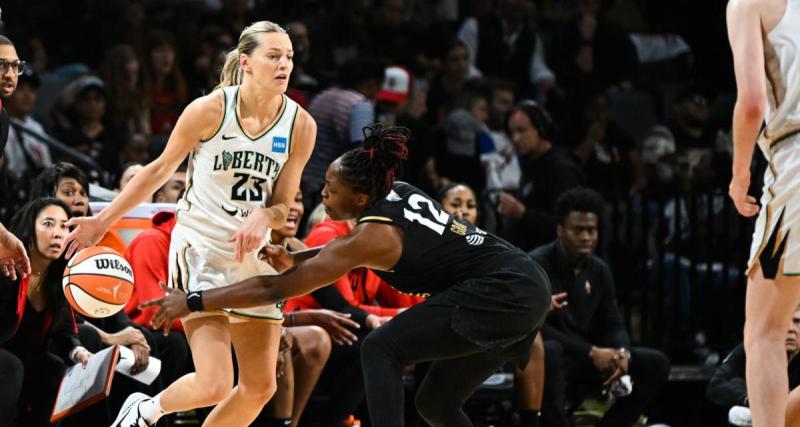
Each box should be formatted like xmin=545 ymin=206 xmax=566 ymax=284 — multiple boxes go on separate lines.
xmin=358 ymin=182 xmax=526 ymax=296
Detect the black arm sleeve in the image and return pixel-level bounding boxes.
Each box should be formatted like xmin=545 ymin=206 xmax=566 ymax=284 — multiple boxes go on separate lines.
xmin=706 ymin=344 xmax=748 ymax=408
xmin=310 ymin=286 xmax=370 ymax=326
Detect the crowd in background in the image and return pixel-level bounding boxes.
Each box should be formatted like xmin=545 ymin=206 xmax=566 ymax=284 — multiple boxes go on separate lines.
xmin=0 ymin=0 xmax=760 ymax=425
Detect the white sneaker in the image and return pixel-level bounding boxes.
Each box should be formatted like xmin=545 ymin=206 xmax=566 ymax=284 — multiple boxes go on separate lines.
xmin=111 ymin=392 xmax=152 ymax=427
xmin=728 ymin=406 xmax=752 ymax=426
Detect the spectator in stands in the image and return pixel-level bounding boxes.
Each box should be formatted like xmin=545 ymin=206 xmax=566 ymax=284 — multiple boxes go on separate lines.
xmin=439 ymin=89 xmax=488 ymax=192
xmin=351 ymin=66 xmax=440 ymax=193
xmin=707 ymin=304 xmax=800 ymax=426
xmin=457 ymin=0 xmax=556 ymax=100
xmin=0 ymin=198 xmax=89 ymax=427
xmin=438 ymin=181 xmax=545 ymax=426
xmin=99 ymin=44 xmax=151 ymax=135
xmin=186 ymin=26 xmax=232 ymax=99
xmin=4 ymin=67 xmax=51 ymax=183
xmin=302 ymin=56 xmax=384 ymax=212
xmin=530 ymin=188 xmax=670 ymax=426
xmin=564 ymin=90 xmax=646 ymax=199
xmin=144 ymin=30 xmax=188 ymax=135
xmin=286 ymin=20 xmax=320 ymax=108
xmin=426 ymin=39 xmax=472 ymax=125
xmin=498 ymin=100 xmax=584 ymax=251
xmin=115 ymin=162 xmax=143 ymax=193
xmin=30 ymin=162 xmax=127 ymax=255
xmin=482 ymin=78 xmax=521 ymax=194
xmin=547 ymin=0 xmax=638 ymax=94
xmin=51 ymin=75 xmax=127 ymax=185
xmin=3 ymin=67 xmax=51 ymax=214
xmin=152 ymin=168 xmax=186 ymax=203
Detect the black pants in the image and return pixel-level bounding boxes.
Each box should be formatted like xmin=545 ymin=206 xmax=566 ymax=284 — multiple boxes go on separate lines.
xmin=541 ymin=340 xmax=671 ymax=427
xmin=0 ymin=348 xmax=23 ymax=427
xmin=12 ymin=349 xmax=66 ymax=427
xmin=361 ymin=303 xmax=537 ymax=427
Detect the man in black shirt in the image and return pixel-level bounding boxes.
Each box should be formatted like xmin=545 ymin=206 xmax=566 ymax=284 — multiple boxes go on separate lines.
xmin=706 ymin=306 xmax=800 ymax=425
xmin=529 ymin=188 xmax=670 ymax=426
xmin=498 ymin=101 xmax=584 ymax=251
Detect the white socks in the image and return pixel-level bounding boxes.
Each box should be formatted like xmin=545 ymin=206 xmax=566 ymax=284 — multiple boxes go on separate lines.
xmin=140 ymin=392 xmax=167 ymax=424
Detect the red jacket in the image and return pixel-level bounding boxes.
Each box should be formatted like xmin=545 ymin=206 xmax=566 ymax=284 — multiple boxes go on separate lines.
xmin=124 ymin=211 xmax=183 ymax=332
xmin=284 ymin=219 xmax=424 ymax=314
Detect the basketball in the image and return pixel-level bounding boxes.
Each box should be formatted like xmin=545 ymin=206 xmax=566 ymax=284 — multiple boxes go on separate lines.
xmin=62 ymin=246 xmax=135 ymax=318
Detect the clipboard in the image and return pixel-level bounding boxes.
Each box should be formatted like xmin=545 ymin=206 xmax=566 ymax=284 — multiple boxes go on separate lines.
xmin=50 ymin=345 xmax=120 ymax=422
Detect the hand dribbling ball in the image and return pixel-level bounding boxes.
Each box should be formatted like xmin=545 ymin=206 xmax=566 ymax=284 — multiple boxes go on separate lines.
xmin=62 ymin=246 xmax=134 ymax=318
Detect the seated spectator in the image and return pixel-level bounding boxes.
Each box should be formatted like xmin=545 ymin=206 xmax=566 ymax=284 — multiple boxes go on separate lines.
xmin=51 ymin=76 xmax=127 ymax=184
xmin=3 ymin=68 xmax=51 ymax=202
xmin=30 ymin=162 xmax=126 ymax=254
xmin=426 ymin=39 xmax=473 ymax=125
xmin=0 ymin=198 xmax=89 ymax=427
xmin=152 ymin=167 xmax=186 ymax=203
xmin=529 ymin=188 xmax=670 ymax=426
xmin=144 ymin=30 xmax=189 ymax=135
xmin=482 ymin=78 xmax=522 ymax=195
xmin=439 ymin=89 xmax=488 ymax=192
xmin=564 ymin=90 xmax=646 ymax=199
xmin=498 ymin=100 xmax=584 ymax=251
xmin=438 ymin=182 xmax=545 ymax=427
xmin=98 ymin=44 xmax=151 ymax=135
xmin=706 ymin=305 xmax=800 ymax=426
xmin=115 ymin=162 xmax=143 ymax=193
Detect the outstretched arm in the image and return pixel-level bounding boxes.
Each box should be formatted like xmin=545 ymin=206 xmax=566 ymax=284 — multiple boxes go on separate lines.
xmin=144 ymin=223 xmax=403 ymax=331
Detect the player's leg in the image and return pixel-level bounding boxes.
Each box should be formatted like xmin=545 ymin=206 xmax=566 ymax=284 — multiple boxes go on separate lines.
xmin=513 ymin=333 xmax=545 ymax=426
xmin=202 ymin=319 xmax=281 ymax=426
xmin=289 ymin=325 xmax=332 ymax=426
xmin=744 ymin=265 xmax=800 ymax=427
xmin=113 ymin=315 xmax=234 ymax=426
xmin=361 ymin=303 xmax=506 ymax=427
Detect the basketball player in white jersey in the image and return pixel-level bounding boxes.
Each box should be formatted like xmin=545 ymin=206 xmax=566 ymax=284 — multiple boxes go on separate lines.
xmin=728 ymin=0 xmax=800 ymax=425
xmin=65 ymin=21 xmax=317 ymax=427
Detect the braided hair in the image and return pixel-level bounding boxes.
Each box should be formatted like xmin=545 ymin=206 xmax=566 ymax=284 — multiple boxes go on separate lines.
xmin=337 ymin=124 xmax=409 ymax=201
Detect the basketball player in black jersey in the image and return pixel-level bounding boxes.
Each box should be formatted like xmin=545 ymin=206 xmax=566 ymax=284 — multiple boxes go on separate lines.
xmin=144 ymin=125 xmax=551 ymax=427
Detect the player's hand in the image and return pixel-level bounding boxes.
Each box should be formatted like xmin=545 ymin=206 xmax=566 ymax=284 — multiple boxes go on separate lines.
xmin=497 ymin=192 xmax=526 ymax=218
xmin=366 ymin=314 xmax=392 ymax=330
xmin=64 ymin=216 xmax=108 ymax=258
xmin=141 ymin=286 xmax=190 ymax=335
xmin=306 ymin=309 xmax=360 ymax=346
xmin=230 ymin=208 xmax=272 ymax=262
xmin=106 ymin=326 xmax=150 ymax=349
xmin=259 ymin=244 xmax=295 ymax=272
xmin=0 ymin=228 xmax=30 ymax=280
xmin=549 ymin=292 xmax=569 ymax=312
xmin=130 ymin=343 xmax=150 ymax=374
xmin=729 ymin=173 xmax=759 ymax=217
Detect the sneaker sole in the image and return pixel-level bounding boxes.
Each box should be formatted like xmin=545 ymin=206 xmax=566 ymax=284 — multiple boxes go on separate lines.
xmin=111 ymin=392 xmax=148 ymax=427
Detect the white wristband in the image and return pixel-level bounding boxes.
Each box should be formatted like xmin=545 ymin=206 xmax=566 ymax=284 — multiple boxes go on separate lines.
xmin=69 ymin=346 xmax=88 ymax=363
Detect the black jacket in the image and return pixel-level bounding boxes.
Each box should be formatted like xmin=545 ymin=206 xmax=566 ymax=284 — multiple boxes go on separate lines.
xmin=529 ymin=240 xmax=629 ymax=358
xmin=706 ymin=343 xmax=800 ymax=408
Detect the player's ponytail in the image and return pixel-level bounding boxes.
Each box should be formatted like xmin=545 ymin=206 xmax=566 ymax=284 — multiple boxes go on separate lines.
xmin=338 ymin=124 xmax=410 ymax=201
xmin=214 ymin=20 xmax=287 ymax=91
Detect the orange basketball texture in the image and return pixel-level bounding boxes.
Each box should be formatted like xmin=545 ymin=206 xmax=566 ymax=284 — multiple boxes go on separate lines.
xmin=62 ymin=246 xmax=135 ymax=318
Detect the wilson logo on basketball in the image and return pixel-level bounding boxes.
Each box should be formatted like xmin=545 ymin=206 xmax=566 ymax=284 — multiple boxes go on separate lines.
xmin=95 ymin=259 xmax=133 ymax=276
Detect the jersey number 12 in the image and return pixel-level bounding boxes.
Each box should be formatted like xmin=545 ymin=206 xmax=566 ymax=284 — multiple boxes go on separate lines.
xmin=403 ymin=194 xmax=449 ymax=235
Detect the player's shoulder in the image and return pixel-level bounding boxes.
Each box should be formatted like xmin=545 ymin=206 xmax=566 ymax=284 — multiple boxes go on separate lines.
xmin=183 ymin=90 xmax=226 ymax=124
xmin=291 ymin=104 xmax=317 ymax=135
xmin=726 ymin=0 xmax=767 ymax=18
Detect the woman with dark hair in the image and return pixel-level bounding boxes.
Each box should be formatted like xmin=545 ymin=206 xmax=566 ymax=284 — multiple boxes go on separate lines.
xmin=99 ymin=44 xmax=151 ymax=135
xmin=146 ymin=124 xmax=551 ymax=427
xmin=144 ymin=30 xmax=189 ymax=135
xmin=0 ymin=198 xmax=90 ymax=427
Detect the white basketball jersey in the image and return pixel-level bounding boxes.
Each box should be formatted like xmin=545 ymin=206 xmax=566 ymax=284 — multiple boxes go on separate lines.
xmin=759 ymin=0 xmax=800 ymax=156
xmin=176 ymin=86 xmax=299 ymax=253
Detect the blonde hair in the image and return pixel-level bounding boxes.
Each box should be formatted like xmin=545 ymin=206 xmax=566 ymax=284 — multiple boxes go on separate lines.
xmin=215 ymin=21 xmax=287 ymax=90
xmin=303 ymin=203 xmax=329 ymax=237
